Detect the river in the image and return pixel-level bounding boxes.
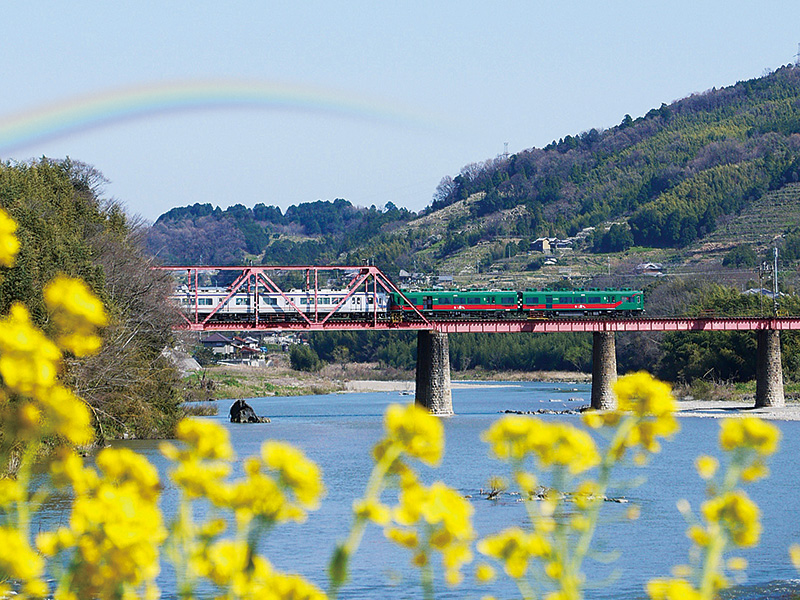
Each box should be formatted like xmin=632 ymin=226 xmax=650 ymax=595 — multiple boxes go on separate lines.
xmin=94 ymin=382 xmax=800 ymax=599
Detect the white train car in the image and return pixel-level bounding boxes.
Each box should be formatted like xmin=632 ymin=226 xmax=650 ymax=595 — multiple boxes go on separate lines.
xmin=172 ymin=287 xmax=389 ymax=322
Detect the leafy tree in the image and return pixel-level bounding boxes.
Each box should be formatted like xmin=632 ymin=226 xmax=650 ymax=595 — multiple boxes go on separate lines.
xmin=722 ymin=245 xmax=757 ymax=268
xmin=290 ymin=344 xmax=322 ymax=372
xmin=0 ymin=159 xmax=182 ymax=439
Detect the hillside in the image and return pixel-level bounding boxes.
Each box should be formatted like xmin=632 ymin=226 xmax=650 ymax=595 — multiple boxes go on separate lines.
xmin=146 ymin=65 xmax=800 ymax=290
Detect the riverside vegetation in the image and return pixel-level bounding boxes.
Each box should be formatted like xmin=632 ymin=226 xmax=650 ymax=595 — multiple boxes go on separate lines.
xmin=0 ymin=159 xmax=183 ymax=440
xmin=3 ymin=209 xmax=800 ymax=599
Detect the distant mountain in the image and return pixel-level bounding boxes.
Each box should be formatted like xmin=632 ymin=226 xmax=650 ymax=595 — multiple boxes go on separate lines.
xmin=147 ymin=65 xmax=800 ymax=278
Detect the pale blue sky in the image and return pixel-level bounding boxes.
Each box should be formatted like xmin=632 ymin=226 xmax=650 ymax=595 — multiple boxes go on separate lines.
xmin=1 ymin=2 xmax=798 ymax=221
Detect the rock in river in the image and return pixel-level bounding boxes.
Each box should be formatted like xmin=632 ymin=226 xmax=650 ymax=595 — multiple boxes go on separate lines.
xmin=229 ymin=398 xmax=271 ymax=423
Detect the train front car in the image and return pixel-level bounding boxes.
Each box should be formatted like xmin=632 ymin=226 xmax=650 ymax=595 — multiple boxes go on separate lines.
xmin=521 ymin=289 xmax=644 ymax=317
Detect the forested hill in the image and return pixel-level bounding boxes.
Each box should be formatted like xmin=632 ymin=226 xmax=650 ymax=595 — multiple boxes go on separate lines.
xmin=147 ymin=65 xmax=800 ymax=272
xmin=147 ymin=199 xmax=415 ymax=265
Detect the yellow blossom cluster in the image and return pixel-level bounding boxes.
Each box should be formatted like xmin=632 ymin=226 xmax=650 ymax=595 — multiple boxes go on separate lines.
xmin=701 ymin=490 xmax=761 ymax=547
xmin=44 ymin=275 xmax=108 ymax=356
xmin=584 ymin=371 xmax=679 ymax=459
xmin=0 ymin=303 xmax=98 ymax=448
xmin=0 ymin=525 xmax=47 ymax=597
xmin=477 ymin=526 xmax=551 ymax=579
xmin=479 ymin=373 xmax=682 ymax=600
xmin=194 ymin=542 xmax=326 ymax=600
xmin=161 ymin=418 xmax=235 ymax=502
xmin=647 ymin=416 xmax=780 ymax=600
xmin=719 ymin=417 xmax=780 ymax=482
xmin=483 ymin=415 xmax=600 ymax=474
xmin=0 ymin=216 xmax=105 ymax=450
xmin=161 ymin=419 xmax=325 ymax=526
xmin=387 ymin=477 xmax=475 ymax=585
xmin=38 ymin=447 xmax=166 ymax=600
xmin=374 ymin=403 xmax=444 ymax=466
xmin=160 ymin=417 xmax=327 ymax=599
xmin=0 ymin=208 xmax=19 ymax=267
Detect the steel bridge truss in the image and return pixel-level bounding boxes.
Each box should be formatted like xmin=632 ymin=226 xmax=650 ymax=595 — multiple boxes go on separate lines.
xmin=155 ymin=266 xmax=800 ymax=333
xmin=155 ymin=265 xmax=433 ymax=331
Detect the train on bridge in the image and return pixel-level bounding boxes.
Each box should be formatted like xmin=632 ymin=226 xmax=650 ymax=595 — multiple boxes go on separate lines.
xmin=172 ymin=286 xmax=644 ymax=323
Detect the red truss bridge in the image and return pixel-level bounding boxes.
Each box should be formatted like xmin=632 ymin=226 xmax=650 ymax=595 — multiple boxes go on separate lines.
xmin=155 ymin=265 xmax=800 ymax=333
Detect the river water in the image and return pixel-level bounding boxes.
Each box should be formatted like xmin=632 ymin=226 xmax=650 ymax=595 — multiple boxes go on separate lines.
xmin=92 ymin=383 xmax=800 ymax=599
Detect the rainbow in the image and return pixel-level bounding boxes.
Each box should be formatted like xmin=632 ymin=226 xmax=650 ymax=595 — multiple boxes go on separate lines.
xmin=0 ymin=79 xmax=435 ymax=154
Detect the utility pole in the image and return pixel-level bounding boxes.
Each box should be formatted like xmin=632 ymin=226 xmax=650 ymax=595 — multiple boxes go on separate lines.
xmin=773 ymin=247 xmax=779 ymax=316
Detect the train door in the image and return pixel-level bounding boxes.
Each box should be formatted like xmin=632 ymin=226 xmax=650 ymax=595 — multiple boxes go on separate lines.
xmin=423 ymin=296 xmax=433 ymax=311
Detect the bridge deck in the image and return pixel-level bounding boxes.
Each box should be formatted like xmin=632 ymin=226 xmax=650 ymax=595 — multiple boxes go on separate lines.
xmin=182 ymin=316 xmax=800 ymax=333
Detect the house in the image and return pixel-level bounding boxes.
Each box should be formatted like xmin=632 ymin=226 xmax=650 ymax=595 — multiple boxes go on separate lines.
xmin=636 ymin=262 xmax=663 ymax=276
xmin=531 ymin=238 xmax=551 ymax=254
xmin=200 ymin=332 xmax=235 ymax=356
xmin=743 ymin=288 xmax=784 ymax=299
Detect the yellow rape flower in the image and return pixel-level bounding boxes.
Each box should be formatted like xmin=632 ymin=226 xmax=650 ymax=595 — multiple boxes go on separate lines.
xmin=96 ymin=447 xmax=161 ymax=502
xmin=483 ymin=416 xmax=599 ymax=474
xmin=478 ymin=526 xmax=550 ymax=578
xmin=0 ymin=208 xmax=20 ymax=267
xmin=701 ymin=490 xmax=761 ymax=547
xmin=695 ymin=455 xmax=719 ymax=480
xmin=170 ymin=417 xmax=235 ymax=461
xmin=0 ymin=525 xmax=45 ymax=582
xmin=381 ymin=403 xmax=444 ymax=465
xmin=420 ymin=482 xmax=475 ymax=540
xmin=227 ymin=469 xmax=304 ymax=524
xmin=39 ymin=384 xmax=95 ymax=445
xmin=482 ymin=415 xmax=542 ymax=461
xmin=0 ymin=303 xmax=61 ymax=396
xmin=202 ymin=539 xmax=249 ymax=586
xmin=385 ymin=527 xmax=419 ymax=549
xmin=475 ymin=562 xmax=496 ymax=583
xmin=646 ymin=578 xmax=702 ymax=600
xmin=719 ymin=417 xmax=780 ymax=455
xmin=44 ymin=275 xmax=108 ymax=356
xmin=727 ymin=557 xmax=748 ymax=571
xmin=608 ymin=372 xmax=680 ymax=457
xmin=790 ymin=543 xmax=800 ymax=569
xmin=0 ymin=477 xmax=23 ymax=509
xmin=614 ymin=372 xmax=676 ymax=416
xmin=741 ymin=458 xmax=769 ymax=482
xmin=49 ymin=448 xmax=99 ymax=495
xmin=262 ymin=440 xmax=325 ymax=509
xmin=353 ymin=499 xmax=391 ymax=525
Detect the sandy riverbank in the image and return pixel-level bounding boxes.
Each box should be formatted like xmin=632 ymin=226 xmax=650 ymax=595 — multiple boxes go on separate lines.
xmin=672 ymin=399 xmax=800 ymax=421
xmin=343 ymin=380 xmax=526 ymax=393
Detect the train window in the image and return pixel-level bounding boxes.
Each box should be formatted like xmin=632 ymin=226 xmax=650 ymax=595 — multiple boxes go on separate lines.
xmin=198 ymin=298 xmax=213 ymax=306
xmin=589 ymin=296 xmax=601 ymax=303
xmin=501 ymin=297 xmax=514 ymax=305
xmin=262 ymin=297 xmax=278 ymax=306
xmin=235 ymin=298 xmax=250 ymax=306
xmin=367 ymin=296 xmax=374 ymax=303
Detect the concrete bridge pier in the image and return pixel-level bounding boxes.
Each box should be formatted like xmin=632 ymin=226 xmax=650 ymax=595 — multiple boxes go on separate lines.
xmin=755 ymin=329 xmax=784 ymax=408
xmin=415 ymin=330 xmax=453 ymax=415
xmin=591 ymin=331 xmax=617 ymax=410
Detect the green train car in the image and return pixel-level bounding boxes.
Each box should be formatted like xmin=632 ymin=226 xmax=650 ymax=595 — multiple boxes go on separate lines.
xmin=389 ymin=289 xmax=643 ymax=319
